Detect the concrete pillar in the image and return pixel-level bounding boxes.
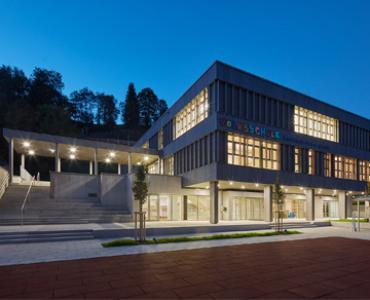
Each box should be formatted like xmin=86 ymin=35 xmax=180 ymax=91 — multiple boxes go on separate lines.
xmin=94 ymin=149 xmax=98 ymax=175
xmin=128 ymin=153 xmax=132 ymax=174
xmin=21 ymin=154 xmax=25 ymax=169
xmin=9 ymin=138 xmax=14 ymax=183
xmin=118 ymin=164 xmax=121 ymax=175
xmin=210 ymin=181 xmax=219 ymax=224
xmin=338 ymin=191 xmax=347 ymax=219
xmin=306 ymin=189 xmax=315 ymax=221
xmin=89 ymin=161 xmax=93 ymax=175
xmin=264 ymin=186 xmax=273 ymax=222
xmin=346 ymin=195 xmax=353 ymax=218
xmin=183 ymin=195 xmax=188 ymax=221
xmin=55 ymin=143 xmax=61 ymax=172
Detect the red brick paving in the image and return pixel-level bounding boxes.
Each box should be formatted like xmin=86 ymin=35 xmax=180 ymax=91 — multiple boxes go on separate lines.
xmin=1 ymin=237 xmax=370 ymax=299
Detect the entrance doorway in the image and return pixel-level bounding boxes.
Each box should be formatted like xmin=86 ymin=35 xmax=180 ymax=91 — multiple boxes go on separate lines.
xmin=231 ymin=197 xmax=264 ymax=220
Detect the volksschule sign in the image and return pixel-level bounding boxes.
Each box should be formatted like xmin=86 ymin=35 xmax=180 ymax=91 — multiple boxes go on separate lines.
xmin=219 ymin=117 xmax=281 ymax=140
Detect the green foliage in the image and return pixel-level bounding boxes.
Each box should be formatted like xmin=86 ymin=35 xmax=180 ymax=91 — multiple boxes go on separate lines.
xmin=132 ymin=165 xmax=148 ymax=212
xmin=121 ymin=83 xmax=140 ymax=128
xmin=333 ymin=218 xmax=369 ymax=223
xmin=138 ymin=88 xmax=159 ymax=128
xmin=102 ymin=230 xmax=302 ymax=247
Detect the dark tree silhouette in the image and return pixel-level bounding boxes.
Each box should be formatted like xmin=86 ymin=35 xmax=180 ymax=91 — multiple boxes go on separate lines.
xmin=138 ymin=88 xmax=159 ymax=128
xmin=158 ymin=99 xmax=168 ymax=117
xmin=96 ymin=93 xmax=118 ymax=129
xmin=121 ymin=83 xmax=140 ymax=128
xmin=70 ymin=88 xmax=97 ymax=126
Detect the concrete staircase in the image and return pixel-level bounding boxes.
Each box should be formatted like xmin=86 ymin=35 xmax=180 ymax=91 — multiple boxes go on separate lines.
xmin=0 ymin=185 xmax=132 ymax=225
xmin=0 ymin=229 xmax=95 ymax=244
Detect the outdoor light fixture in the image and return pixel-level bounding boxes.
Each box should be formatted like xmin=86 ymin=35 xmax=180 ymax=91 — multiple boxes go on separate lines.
xmin=23 ymin=141 xmax=31 ymax=148
xmin=300 ymin=187 xmax=304 ymax=190
xmin=205 ymin=186 xmax=209 ymax=189
xmin=285 ymin=188 xmax=288 ymax=192
xmin=69 ymin=154 xmax=76 ymax=160
xmin=105 ymin=158 xmax=111 ymax=163
xmin=229 ymin=181 xmax=233 ymax=185
xmin=144 ymin=156 xmax=149 ymax=161
xmin=255 ymin=183 xmax=259 ymax=187
xmin=109 ymin=152 xmax=115 ymax=158
xmin=70 ymin=147 xmax=77 ymax=153
xmin=28 ymin=149 xmax=35 ymax=155
xmin=49 ymin=148 xmax=55 ymax=153
xmin=137 ymin=162 xmax=141 ymax=165
xmin=241 ymin=185 xmax=245 ymax=189
xmin=217 ymin=184 xmax=221 ymax=188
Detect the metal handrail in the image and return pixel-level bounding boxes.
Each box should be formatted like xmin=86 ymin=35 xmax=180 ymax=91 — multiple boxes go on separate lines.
xmin=20 ymin=172 xmax=39 ymax=225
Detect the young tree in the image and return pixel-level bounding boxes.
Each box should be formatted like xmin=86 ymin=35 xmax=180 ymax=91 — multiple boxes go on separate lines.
xmin=157 ymin=99 xmax=168 ymax=117
xmin=274 ymin=176 xmax=285 ymax=232
xmin=69 ymin=88 xmax=97 ymax=126
xmin=121 ymin=83 xmax=140 ymax=128
xmin=132 ymin=165 xmax=148 ymax=241
xmin=137 ymin=88 xmax=158 ymax=128
xmin=96 ymin=93 xmax=118 ymax=129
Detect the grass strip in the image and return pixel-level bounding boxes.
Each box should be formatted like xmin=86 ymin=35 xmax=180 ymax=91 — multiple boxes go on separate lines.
xmin=102 ymin=230 xmax=301 ymax=247
xmin=332 ymin=218 xmax=369 ymax=223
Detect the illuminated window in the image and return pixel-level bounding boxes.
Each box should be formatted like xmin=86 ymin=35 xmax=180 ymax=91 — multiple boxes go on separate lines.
xmin=227 ymin=133 xmax=279 ymax=170
xmin=295 ymin=148 xmax=302 ymax=173
xmin=359 ymin=160 xmax=370 ymax=182
xmin=324 ymin=153 xmax=332 ymax=177
xmin=142 ymin=141 xmax=149 ymax=149
xmin=158 ymin=128 xmax=163 ymax=150
xmin=148 ymin=160 xmax=160 ymax=174
xmin=334 ymin=155 xmax=357 ymax=180
xmin=175 ymin=89 xmax=208 ymax=139
xmin=308 ymin=149 xmax=315 ymax=175
xmin=164 ymin=156 xmax=174 ymax=175
xmin=294 ymin=106 xmax=338 ymax=142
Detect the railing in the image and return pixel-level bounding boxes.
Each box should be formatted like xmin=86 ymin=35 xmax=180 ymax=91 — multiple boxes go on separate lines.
xmin=0 ymin=166 xmax=9 ymax=200
xmin=20 ymin=172 xmax=39 ymax=225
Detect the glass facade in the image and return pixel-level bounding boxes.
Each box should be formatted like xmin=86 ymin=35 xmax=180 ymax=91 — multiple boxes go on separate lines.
xmin=324 ymin=153 xmax=332 ymax=177
xmin=231 ymin=197 xmax=264 ymax=220
xmin=163 ymin=156 xmax=174 ymax=175
xmin=294 ymin=106 xmax=338 ymax=142
xmin=187 ymin=195 xmax=210 ymax=221
xmin=308 ymin=149 xmax=315 ymax=175
xmin=294 ymin=148 xmax=302 ymax=173
xmin=334 ymin=155 xmax=357 ymax=180
xmin=143 ymin=194 xmax=183 ymax=221
xmin=175 ymin=88 xmax=208 ymax=139
xmin=359 ymin=160 xmax=370 ymax=182
xmin=227 ymin=133 xmax=279 ymax=170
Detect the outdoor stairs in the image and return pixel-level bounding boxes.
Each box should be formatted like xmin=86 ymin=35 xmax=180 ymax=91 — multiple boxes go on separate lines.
xmin=0 ymin=229 xmax=94 ymax=244
xmin=0 ymin=185 xmax=132 ymax=225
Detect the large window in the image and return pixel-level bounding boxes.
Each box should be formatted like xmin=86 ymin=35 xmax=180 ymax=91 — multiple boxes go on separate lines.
xmin=308 ymin=149 xmax=315 ymax=175
xmin=294 ymin=106 xmax=338 ymax=142
xmin=359 ymin=160 xmax=370 ymax=182
xmin=164 ymin=156 xmax=174 ymax=175
xmin=294 ymin=148 xmax=302 ymax=173
xmin=158 ymin=128 xmax=163 ymax=150
xmin=175 ymin=89 xmax=208 ymax=139
xmin=334 ymin=155 xmax=357 ymax=180
xmin=324 ymin=153 xmax=332 ymax=177
xmin=227 ymin=133 xmax=280 ymax=170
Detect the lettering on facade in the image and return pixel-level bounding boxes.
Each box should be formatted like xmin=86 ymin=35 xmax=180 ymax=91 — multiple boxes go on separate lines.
xmin=219 ymin=118 xmax=281 ymax=140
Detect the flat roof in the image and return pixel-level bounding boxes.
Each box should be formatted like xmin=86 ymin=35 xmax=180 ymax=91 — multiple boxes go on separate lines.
xmin=3 ymin=128 xmax=159 ymax=165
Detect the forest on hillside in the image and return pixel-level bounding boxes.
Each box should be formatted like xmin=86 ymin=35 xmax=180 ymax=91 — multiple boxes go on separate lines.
xmin=0 ymin=65 xmax=168 ymax=163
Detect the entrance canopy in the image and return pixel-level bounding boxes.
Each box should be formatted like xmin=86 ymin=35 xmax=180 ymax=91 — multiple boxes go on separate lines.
xmin=3 ymin=128 xmax=159 ymax=172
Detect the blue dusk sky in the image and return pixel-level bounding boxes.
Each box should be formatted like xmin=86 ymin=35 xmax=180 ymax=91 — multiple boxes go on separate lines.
xmin=1 ymin=0 xmax=370 ymax=120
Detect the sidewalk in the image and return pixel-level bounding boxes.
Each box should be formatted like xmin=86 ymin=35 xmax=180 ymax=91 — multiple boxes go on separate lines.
xmin=0 ymin=226 xmax=369 ymax=266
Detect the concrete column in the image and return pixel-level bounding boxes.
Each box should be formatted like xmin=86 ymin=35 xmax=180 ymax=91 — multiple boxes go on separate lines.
xmin=55 ymin=143 xmax=61 ymax=172
xmin=346 ymin=195 xmax=353 ymax=218
xmin=9 ymin=138 xmax=14 ymax=183
xmin=210 ymin=181 xmax=219 ymax=224
xmin=128 ymin=153 xmax=132 ymax=174
xmin=183 ymin=195 xmax=188 ymax=221
xmin=94 ymin=149 xmax=98 ymax=175
xmin=118 ymin=164 xmax=121 ymax=175
xmin=338 ymin=191 xmax=347 ymax=219
xmin=264 ymin=186 xmax=273 ymax=222
xmin=306 ymin=189 xmax=315 ymax=221
xmin=21 ymin=154 xmax=25 ymax=169
xmin=89 ymin=161 xmax=93 ymax=175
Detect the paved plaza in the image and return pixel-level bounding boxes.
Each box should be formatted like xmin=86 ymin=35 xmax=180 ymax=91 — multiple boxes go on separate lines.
xmin=1 ymin=236 xmax=370 ymax=299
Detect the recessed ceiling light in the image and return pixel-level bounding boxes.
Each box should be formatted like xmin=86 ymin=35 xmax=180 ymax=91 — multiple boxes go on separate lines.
xmin=23 ymin=141 xmax=31 ymax=148
xmin=241 ymin=185 xmax=245 ymax=189
xmin=285 ymin=188 xmax=288 ymax=192
xmin=105 ymin=158 xmax=111 ymax=163
xmin=137 ymin=162 xmax=141 ymax=165
xmin=28 ymin=149 xmax=35 ymax=155
xmin=69 ymin=154 xmax=76 ymax=160
xmin=144 ymin=156 xmax=149 ymax=161
xmin=109 ymin=152 xmax=115 ymax=158
xmin=70 ymin=147 xmax=77 ymax=153
xmin=229 ymin=181 xmax=233 ymax=185
xmin=49 ymin=148 xmax=55 ymax=153
xmin=255 ymin=183 xmax=259 ymax=187
xmin=300 ymin=187 xmax=304 ymax=190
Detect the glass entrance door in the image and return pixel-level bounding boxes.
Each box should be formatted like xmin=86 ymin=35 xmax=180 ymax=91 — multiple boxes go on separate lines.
xmin=159 ymin=195 xmax=171 ymax=221
xmin=149 ymin=195 xmax=159 ymax=221
xmin=232 ymin=197 xmax=264 ymax=220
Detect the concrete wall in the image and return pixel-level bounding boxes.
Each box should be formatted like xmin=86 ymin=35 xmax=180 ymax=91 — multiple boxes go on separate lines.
xmin=50 ymin=172 xmax=99 ymax=200
xmin=100 ymin=174 xmax=130 ymax=209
